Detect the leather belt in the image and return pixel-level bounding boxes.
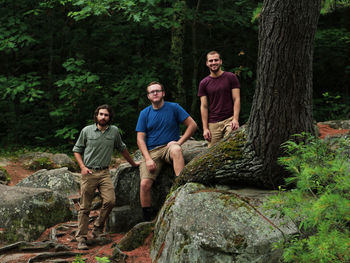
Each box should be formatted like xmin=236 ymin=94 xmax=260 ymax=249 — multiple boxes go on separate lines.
xmin=86 ymin=166 xmax=109 ymax=170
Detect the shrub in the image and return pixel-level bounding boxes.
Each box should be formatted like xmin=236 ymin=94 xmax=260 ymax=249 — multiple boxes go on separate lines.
xmin=265 ymin=133 xmax=350 ymax=263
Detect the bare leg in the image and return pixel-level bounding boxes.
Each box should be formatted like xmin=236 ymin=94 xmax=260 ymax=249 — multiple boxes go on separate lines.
xmin=170 ymin=144 xmax=185 ymax=176
xmin=140 ymin=178 xmax=153 ymax=207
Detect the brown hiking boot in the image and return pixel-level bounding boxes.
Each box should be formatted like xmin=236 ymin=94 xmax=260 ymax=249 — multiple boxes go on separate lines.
xmin=77 ymin=239 xmax=88 ymax=250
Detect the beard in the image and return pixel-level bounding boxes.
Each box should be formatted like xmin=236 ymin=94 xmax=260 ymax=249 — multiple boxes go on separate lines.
xmin=98 ymin=119 xmax=108 ymax=126
xmin=210 ymin=65 xmax=220 ymax=73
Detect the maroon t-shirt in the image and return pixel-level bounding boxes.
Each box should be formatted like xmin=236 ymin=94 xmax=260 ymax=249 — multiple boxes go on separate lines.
xmin=198 ymin=71 xmax=240 ymax=123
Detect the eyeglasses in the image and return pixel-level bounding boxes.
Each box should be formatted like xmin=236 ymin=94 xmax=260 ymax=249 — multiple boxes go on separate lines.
xmin=208 ymin=58 xmax=220 ymax=63
xmin=148 ymin=89 xmax=163 ymax=95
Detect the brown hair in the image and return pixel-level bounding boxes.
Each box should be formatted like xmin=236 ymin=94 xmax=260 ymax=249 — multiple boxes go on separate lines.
xmin=146 ymin=81 xmax=164 ymax=93
xmin=94 ymin=104 xmax=114 ymax=124
xmin=206 ymin=50 xmax=221 ymax=60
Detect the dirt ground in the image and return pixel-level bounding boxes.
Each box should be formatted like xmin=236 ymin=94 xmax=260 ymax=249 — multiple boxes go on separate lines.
xmin=1 ymin=123 xmax=348 ymax=262
xmin=1 ymin=161 xmax=152 ymax=263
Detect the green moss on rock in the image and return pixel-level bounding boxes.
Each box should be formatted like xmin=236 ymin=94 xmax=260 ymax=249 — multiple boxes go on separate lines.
xmin=176 ymin=130 xmax=247 ymax=186
xmin=28 ymin=157 xmax=54 ymax=170
xmin=0 ymin=167 xmax=11 ymax=184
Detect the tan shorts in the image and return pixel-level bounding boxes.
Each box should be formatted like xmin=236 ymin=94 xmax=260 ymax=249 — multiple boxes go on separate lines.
xmin=139 ymin=144 xmax=181 ymax=180
xmin=208 ymin=116 xmax=233 ymax=148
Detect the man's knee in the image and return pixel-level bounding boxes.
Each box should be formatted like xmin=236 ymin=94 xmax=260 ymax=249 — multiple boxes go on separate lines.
xmin=103 ymin=196 xmax=116 ymax=208
xmin=170 ymin=144 xmax=183 ymax=159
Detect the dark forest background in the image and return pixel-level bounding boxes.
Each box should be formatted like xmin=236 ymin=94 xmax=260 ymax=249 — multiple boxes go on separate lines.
xmin=0 ymin=0 xmax=349 ymax=152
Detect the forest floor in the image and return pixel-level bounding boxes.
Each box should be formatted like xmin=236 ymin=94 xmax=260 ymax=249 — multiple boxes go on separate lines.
xmin=1 ymin=160 xmax=152 ymax=263
xmin=0 ymin=123 xmax=348 ymax=263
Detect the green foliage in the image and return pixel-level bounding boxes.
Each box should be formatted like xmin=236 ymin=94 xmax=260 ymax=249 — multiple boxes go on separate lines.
xmin=265 ymin=133 xmax=350 ymax=263
xmin=0 ymin=73 xmax=43 ymax=103
xmin=95 ymin=256 xmax=110 ymax=263
xmin=72 ymin=255 xmax=109 ymax=263
xmin=251 ymin=2 xmax=263 ymax=23
xmin=313 ymin=92 xmax=350 ymax=121
xmin=51 ymin=57 xmax=102 ymax=140
xmin=321 ymin=0 xmax=350 ymax=14
xmin=73 ymin=255 xmax=86 ymax=263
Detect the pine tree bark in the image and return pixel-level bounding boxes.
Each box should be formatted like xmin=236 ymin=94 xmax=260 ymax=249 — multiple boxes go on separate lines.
xmin=247 ymin=0 xmax=322 ymax=187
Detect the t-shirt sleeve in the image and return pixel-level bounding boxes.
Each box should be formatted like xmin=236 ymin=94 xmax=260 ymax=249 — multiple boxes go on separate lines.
xmin=176 ymin=104 xmax=190 ymax=123
xmin=72 ymin=129 xmax=86 ymax=153
xmin=136 ymin=110 xmax=147 ymax=132
xmin=230 ymin=73 xmax=240 ymax=89
xmin=198 ymin=78 xmax=208 ymax=97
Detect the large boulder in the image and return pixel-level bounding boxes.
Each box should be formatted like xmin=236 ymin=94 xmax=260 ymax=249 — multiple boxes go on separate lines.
xmin=16 ymin=167 xmax=80 ymax=197
xmin=106 ymin=139 xmax=207 ymax=233
xmin=20 ymin=152 xmax=78 ymax=171
xmin=151 ymin=183 xmax=297 ymax=263
xmin=0 ymin=184 xmax=73 ymax=242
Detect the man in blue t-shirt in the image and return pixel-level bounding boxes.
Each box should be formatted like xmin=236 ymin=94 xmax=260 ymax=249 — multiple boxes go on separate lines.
xmin=136 ymin=81 xmax=197 ymax=221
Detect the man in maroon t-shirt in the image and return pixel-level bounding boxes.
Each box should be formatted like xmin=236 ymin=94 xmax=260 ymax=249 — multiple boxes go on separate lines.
xmin=198 ymin=51 xmax=241 ymax=147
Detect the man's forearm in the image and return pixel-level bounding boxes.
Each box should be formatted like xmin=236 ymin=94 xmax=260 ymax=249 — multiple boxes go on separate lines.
xmin=74 ymin=152 xmax=85 ymax=170
xmin=137 ymin=137 xmax=152 ymax=161
xmin=121 ymin=149 xmax=138 ymax=167
xmin=233 ymin=98 xmax=241 ymax=122
xmin=200 ymin=106 xmax=209 ymax=130
xmin=178 ymin=117 xmax=197 ymax=145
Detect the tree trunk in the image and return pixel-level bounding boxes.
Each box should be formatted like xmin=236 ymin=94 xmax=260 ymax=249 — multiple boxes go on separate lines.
xmin=169 ymin=0 xmax=186 ymax=106
xmin=190 ymin=0 xmax=201 ymax=116
xmin=247 ymin=0 xmax=321 ymax=187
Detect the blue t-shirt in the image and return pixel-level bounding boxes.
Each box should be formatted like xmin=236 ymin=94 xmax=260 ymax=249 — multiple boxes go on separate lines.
xmin=136 ymin=101 xmax=190 ymax=150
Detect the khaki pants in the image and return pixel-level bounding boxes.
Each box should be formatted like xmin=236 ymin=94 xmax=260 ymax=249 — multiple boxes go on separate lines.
xmin=76 ymin=169 xmax=115 ymax=242
xmin=139 ymin=144 xmax=179 ymax=180
xmin=208 ymin=116 xmax=233 ymax=148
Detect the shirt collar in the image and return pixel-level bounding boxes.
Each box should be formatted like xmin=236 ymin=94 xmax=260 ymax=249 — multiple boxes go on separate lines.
xmin=94 ymin=124 xmax=110 ymax=132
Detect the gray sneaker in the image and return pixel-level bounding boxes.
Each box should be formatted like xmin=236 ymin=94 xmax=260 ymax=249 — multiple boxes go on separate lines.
xmin=77 ymin=239 xmax=88 ymax=250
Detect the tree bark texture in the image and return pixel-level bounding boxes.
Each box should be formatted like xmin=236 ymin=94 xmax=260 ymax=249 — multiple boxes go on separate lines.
xmin=169 ymin=0 xmax=186 ymax=106
xmin=177 ymin=126 xmax=265 ymax=188
xmin=247 ymin=0 xmax=321 ymax=187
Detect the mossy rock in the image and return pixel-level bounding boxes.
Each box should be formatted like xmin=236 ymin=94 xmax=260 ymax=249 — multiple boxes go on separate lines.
xmin=0 ymin=167 xmax=11 ymax=185
xmin=21 ymin=152 xmax=78 ymax=172
xmin=0 ymin=184 xmax=73 ymax=242
xmin=28 ymin=157 xmax=55 ymax=170
xmin=117 ymin=221 xmax=154 ymax=251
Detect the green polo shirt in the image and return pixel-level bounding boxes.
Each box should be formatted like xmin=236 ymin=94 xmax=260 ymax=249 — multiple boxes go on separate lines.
xmin=72 ymin=124 xmax=126 ymax=168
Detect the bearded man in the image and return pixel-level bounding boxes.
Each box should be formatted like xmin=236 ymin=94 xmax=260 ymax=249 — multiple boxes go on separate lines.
xmin=73 ymin=104 xmax=140 ymax=250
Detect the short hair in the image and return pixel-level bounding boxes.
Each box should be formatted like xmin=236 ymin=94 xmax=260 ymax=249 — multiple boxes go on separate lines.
xmin=206 ymin=50 xmax=221 ymax=60
xmin=94 ymin=104 xmax=114 ymax=124
xmin=146 ymin=81 xmax=164 ymax=93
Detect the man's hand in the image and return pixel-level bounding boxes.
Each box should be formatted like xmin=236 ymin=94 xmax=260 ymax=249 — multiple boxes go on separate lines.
xmin=231 ymin=119 xmax=239 ymax=131
xmin=81 ymin=166 xmax=92 ymax=175
xmin=203 ymin=128 xmax=212 ymax=142
xmin=146 ymin=159 xmax=157 ymax=173
xmin=132 ymin=161 xmax=141 ymax=167
xmin=167 ymin=141 xmax=180 ymax=147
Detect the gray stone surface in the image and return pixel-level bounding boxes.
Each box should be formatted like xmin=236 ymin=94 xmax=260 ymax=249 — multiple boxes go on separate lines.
xmin=0 ymin=184 xmax=73 ymax=242
xmin=16 ymin=167 xmax=80 ymax=197
xmin=20 ymin=152 xmax=78 ymax=171
xmin=106 ymin=140 xmax=207 ymax=233
xmin=151 ymin=183 xmax=297 ymax=263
